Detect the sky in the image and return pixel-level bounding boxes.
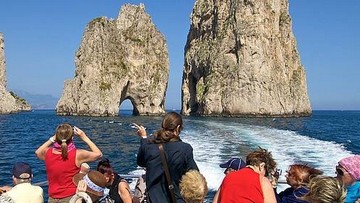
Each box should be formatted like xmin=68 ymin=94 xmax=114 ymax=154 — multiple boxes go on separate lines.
xmin=0 ymin=0 xmax=359 ymax=110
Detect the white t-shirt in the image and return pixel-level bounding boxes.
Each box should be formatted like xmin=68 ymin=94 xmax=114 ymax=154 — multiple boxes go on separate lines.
xmin=3 ymin=182 xmax=43 ymax=203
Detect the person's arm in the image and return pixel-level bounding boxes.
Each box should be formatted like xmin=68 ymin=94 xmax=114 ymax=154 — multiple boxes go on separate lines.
xmin=133 ymin=123 xmax=147 ymax=167
xmin=261 ymin=176 xmax=277 ymax=203
xmin=35 ymin=135 xmax=55 ymax=160
xmin=212 ymin=187 xmax=221 ymax=203
xmin=0 ymin=185 xmax=12 ymax=193
xmin=137 ymin=138 xmax=147 ymax=167
xmin=74 ymin=126 xmax=102 ymax=166
xmin=119 ymin=181 xmax=132 ymax=203
xmin=186 ymin=145 xmax=199 ymax=170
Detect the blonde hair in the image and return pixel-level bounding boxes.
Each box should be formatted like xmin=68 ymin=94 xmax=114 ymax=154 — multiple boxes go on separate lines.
xmin=180 ymin=170 xmax=208 ymax=203
xmin=301 ymin=176 xmax=346 ymax=203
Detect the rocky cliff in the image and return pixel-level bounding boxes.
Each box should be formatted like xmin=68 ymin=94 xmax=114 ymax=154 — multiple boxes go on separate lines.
xmin=182 ymin=0 xmax=311 ymax=117
xmin=56 ymin=4 xmax=169 ymax=116
xmin=0 ymin=33 xmax=31 ymax=114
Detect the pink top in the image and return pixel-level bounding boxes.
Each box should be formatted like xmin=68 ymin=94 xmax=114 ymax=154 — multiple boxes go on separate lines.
xmin=45 ymin=148 xmax=80 ymax=198
xmin=220 ymin=167 xmax=263 ymax=203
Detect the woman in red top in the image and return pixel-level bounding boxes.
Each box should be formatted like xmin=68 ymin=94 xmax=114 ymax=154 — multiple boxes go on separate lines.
xmin=35 ymin=123 xmax=102 ymax=203
xmin=219 ymin=147 xmax=277 ymax=203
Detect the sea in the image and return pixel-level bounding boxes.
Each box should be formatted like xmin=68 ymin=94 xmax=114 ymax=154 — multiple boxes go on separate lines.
xmin=0 ymin=110 xmax=359 ymax=202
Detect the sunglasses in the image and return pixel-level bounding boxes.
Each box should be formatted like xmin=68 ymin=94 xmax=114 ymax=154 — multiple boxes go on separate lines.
xmin=336 ymin=166 xmax=347 ymax=176
xmin=224 ymin=168 xmax=235 ymax=174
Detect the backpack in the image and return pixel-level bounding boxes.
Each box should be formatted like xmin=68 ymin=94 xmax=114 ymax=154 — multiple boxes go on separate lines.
xmin=132 ymin=174 xmax=148 ymax=203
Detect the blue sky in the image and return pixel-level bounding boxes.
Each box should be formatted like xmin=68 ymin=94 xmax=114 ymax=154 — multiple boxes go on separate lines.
xmin=0 ymin=1 xmax=359 ymax=110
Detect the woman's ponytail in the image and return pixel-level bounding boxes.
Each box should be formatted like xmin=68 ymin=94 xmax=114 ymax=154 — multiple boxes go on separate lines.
xmin=61 ymin=139 xmax=68 ymax=160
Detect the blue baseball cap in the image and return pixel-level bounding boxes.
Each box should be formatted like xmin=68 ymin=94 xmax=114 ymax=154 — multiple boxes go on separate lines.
xmin=219 ymin=158 xmax=246 ymax=170
xmin=12 ymin=162 xmax=32 ymax=179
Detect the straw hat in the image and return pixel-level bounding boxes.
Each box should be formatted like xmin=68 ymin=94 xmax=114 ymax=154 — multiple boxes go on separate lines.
xmin=73 ymin=170 xmax=107 ymax=196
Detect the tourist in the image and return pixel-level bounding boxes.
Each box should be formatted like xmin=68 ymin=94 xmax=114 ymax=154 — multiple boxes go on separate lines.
xmin=336 ymin=155 xmax=360 ymax=202
xmin=212 ymin=157 xmax=246 ymax=203
xmin=301 ymin=176 xmax=346 ymax=203
xmin=179 ymin=170 xmax=208 ymax=203
xmin=218 ymin=147 xmax=277 ymax=203
xmin=35 ymin=123 xmax=102 ymax=203
xmin=133 ymin=111 xmax=199 ymax=203
xmin=96 ymin=158 xmax=132 ymax=203
xmin=0 ymin=162 xmax=43 ymax=203
xmin=71 ymin=170 xmax=108 ymax=203
xmin=276 ymin=164 xmax=323 ymax=203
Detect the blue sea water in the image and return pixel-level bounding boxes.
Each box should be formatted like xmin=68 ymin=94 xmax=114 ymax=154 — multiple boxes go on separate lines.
xmin=0 ymin=110 xmax=359 ymax=202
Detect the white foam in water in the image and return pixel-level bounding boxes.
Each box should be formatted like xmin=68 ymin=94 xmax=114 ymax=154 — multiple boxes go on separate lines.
xmin=127 ymin=119 xmax=354 ymax=194
xmin=181 ymin=119 xmax=354 ymax=192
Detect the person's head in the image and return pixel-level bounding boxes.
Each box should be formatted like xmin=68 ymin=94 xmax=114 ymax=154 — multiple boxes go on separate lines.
xmin=96 ymin=158 xmax=115 ymax=185
xmin=179 ymin=170 xmax=208 ymax=203
xmin=55 ymin=123 xmax=74 ymax=160
xmin=219 ymin=158 xmax=246 ymax=174
xmin=285 ymin=164 xmax=323 ymax=188
xmin=73 ymin=170 xmax=107 ymax=202
xmin=337 ymin=155 xmax=360 ymax=186
xmin=153 ymin=112 xmax=183 ymax=143
xmin=246 ymin=147 xmax=276 ymax=177
xmin=11 ymin=162 xmax=33 ymax=185
xmin=301 ymin=176 xmax=346 ymax=203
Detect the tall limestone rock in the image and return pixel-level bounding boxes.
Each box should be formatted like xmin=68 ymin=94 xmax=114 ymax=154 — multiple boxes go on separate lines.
xmin=182 ymin=0 xmax=311 ymax=117
xmin=56 ymin=4 xmax=169 ymax=116
xmin=0 ymin=33 xmax=31 ymax=114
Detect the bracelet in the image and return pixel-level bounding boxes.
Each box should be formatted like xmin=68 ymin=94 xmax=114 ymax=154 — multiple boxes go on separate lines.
xmin=49 ymin=137 xmax=55 ymax=143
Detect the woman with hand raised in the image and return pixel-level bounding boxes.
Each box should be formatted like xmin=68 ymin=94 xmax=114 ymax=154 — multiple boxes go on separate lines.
xmin=133 ymin=112 xmax=199 ymax=203
xmin=35 ymin=123 xmax=102 ymax=203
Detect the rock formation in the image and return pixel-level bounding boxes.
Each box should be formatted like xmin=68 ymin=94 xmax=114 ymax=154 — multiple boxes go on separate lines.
xmin=0 ymin=33 xmax=31 ymax=114
xmin=182 ymin=0 xmax=311 ymax=117
xmin=56 ymin=4 xmax=169 ymax=116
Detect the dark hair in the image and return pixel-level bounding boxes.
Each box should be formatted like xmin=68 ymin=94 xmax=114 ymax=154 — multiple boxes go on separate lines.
xmin=97 ymin=158 xmax=114 ymax=175
xmin=55 ymin=123 xmax=74 ymax=160
xmin=151 ymin=112 xmax=183 ymax=143
xmin=287 ymin=164 xmax=323 ymax=187
xmin=246 ymin=147 xmax=276 ymax=176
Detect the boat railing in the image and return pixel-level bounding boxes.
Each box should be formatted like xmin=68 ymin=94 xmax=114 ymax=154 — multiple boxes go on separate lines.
xmin=34 ymin=174 xmax=287 ymax=187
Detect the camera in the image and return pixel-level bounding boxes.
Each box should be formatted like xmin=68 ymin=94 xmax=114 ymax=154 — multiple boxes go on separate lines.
xmin=273 ymin=168 xmax=282 ymax=179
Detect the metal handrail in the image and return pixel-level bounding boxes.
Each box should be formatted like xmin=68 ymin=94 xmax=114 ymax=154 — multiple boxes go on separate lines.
xmin=34 ymin=174 xmax=287 ymax=187
xmin=33 ymin=174 xmax=143 ymax=187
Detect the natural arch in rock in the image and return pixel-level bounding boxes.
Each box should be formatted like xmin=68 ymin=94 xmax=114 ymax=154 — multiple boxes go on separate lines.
xmin=56 ymin=4 xmax=169 ymax=117
xmin=119 ymin=97 xmax=139 ymax=116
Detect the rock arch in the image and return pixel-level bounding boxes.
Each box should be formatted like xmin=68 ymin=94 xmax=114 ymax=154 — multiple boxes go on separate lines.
xmin=56 ymin=4 xmax=169 ymax=116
